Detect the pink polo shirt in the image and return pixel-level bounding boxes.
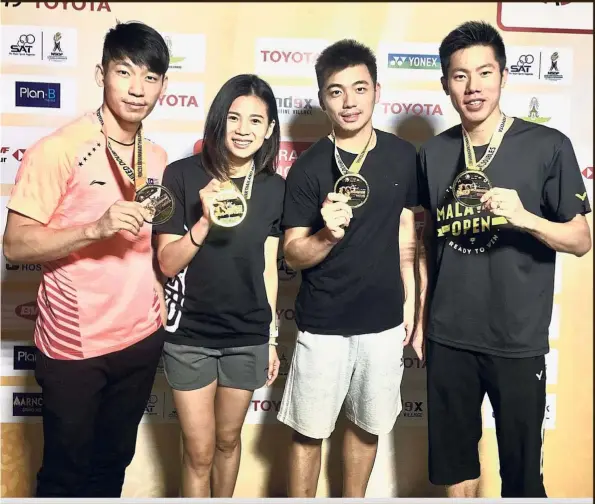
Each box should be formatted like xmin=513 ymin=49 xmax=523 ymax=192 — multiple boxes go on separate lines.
xmin=7 ymin=111 xmax=167 ymax=360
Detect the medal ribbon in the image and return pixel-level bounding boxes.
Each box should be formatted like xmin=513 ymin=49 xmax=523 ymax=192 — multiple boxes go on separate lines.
xmin=331 ymin=127 xmax=374 ymax=176
xmin=462 ymin=114 xmax=513 ymax=172
xmin=220 ymin=160 xmax=256 ymax=200
xmin=96 ymin=108 xmax=146 ymax=191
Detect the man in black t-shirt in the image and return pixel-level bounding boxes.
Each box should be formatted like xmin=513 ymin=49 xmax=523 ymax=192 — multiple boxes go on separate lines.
xmin=417 ymin=21 xmax=592 ymax=498
xmin=277 ymin=40 xmax=419 ymax=498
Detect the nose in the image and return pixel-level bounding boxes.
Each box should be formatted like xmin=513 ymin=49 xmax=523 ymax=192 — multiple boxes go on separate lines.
xmin=466 ymin=73 xmax=482 ymax=95
xmin=235 ymin=118 xmax=250 ymax=135
xmin=128 ymin=75 xmax=145 ymax=98
xmin=343 ymin=89 xmax=356 ymax=108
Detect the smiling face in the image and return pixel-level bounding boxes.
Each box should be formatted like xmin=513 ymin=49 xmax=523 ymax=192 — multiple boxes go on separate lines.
xmin=224 ymin=94 xmax=275 ymax=165
xmin=319 ymin=63 xmax=380 ymax=135
xmin=441 ymin=44 xmax=507 ymax=128
xmin=96 ymin=57 xmax=167 ymax=125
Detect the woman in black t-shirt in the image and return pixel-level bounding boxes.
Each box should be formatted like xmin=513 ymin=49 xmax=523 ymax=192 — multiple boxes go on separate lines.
xmin=153 ymin=74 xmax=284 ymax=497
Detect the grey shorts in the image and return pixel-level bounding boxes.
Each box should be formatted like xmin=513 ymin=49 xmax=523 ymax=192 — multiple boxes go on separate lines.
xmin=278 ymin=324 xmax=406 ymax=438
xmin=162 ymin=341 xmax=269 ymax=391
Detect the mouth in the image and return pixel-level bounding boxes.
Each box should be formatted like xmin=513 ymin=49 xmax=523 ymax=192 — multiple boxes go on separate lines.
xmin=341 ymin=111 xmax=361 ymax=123
xmin=232 ymin=139 xmax=253 ymax=149
xmin=463 ymin=99 xmax=485 ymax=111
xmin=124 ymin=101 xmax=146 ymax=109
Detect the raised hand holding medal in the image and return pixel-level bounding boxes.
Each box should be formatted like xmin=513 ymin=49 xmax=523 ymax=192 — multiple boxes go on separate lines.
xmin=452 ymin=114 xmax=513 ymax=208
xmin=96 ymin=108 xmax=175 ymax=225
xmin=208 ymin=160 xmax=255 ymax=228
xmin=332 ymin=127 xmax=375 ymax=208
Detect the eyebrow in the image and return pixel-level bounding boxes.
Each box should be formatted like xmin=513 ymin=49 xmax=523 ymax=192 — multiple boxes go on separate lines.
xmin=228 ymin=111 xmax=265 ymax=119
xmin=325 ymin=79 xmax=370 ymax=91
xmin=451 ymin=63 xmax=496 ymax=73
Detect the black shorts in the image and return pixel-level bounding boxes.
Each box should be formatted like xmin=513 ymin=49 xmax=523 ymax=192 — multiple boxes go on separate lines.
xmin=426 ymin=339 xmax=548 ymax=498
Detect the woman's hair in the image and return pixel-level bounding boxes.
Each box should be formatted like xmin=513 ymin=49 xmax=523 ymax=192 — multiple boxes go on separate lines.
xmin=201 ymin=74 xmax=280 ymax=179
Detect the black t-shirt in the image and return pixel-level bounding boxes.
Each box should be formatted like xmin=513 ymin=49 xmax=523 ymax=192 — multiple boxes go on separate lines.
xmin=418 ymin=118 xmax=591 ymax=358
xmin=154 ymin=154 xmax=285 ymax=348
xmin=282 ymin=129 xmax=419 ymax=336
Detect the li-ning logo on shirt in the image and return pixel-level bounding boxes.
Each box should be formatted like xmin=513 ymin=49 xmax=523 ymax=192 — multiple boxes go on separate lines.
xmin=575 ymin=192 xmax=587 ymax=201
xmin=90 ymin=180 xmax=106 ymax=186
xmin=536 ymin=370 xmax=544 ymax=381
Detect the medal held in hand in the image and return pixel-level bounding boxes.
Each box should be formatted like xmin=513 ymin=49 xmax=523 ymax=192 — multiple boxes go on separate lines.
xmin=452 ymin=114 xmax=513 ymax=208
xmin=97 ymin=108 xmax=174 ymax=224
xmin=209 ymin=161 xmax=255 ymax=228
xmin=134 ymin=184 xmax=175 ymax=225
xmin=332 ymin=128 xmax=374 ymax=209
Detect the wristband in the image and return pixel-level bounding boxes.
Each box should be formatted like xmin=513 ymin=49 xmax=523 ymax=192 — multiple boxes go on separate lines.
xmin=189 ymin=228 xmax=202 ymax=248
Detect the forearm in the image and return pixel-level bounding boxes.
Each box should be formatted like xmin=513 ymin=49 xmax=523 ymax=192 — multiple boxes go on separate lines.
xmin=417 ymin=240 xmax=430 ymax=326
xmin=3 ymin=222 xmax=98 ymax=264
xmin=284 ymin=228 xmax=337 ymax=271
xmin=519 ymin=211 xmax=591 ymax=256
xmin=158 ymin=218 xmax=210 ymax=278
xmin=152 ymin=251 xmax=167 ymax=325
xmin=416 ymin=226 xmax=433 ymax=329
xmin=264 ymin=270 xmax=279 ymax=335
xmin=400 ymin=239 xmax=416 ymax=306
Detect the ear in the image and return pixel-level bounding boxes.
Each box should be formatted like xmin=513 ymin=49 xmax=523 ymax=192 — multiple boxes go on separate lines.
xmin=440 ymin=76 xmax=449 ymax=96
xmin=95 ymin=63 xmax=105 ymax=88
xmin=160 ymin=74 xmax=169 ymax=98
xmin=500 ymin=67 xmax=508 ymax=89
xmin=318 ymin=90 xmax=326 ymax=111
xmin=265 ymin=119 xmax=276 ymax=139
xmin=374 ymin=81 xmax=381 ymax=104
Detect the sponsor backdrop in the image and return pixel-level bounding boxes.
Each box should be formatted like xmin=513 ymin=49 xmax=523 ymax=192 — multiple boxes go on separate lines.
xmin=0 ymin=1 xmax=592 ymax=498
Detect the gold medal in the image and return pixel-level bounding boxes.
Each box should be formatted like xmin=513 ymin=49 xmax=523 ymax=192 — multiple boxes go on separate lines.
xmin=210 ymin=161 xmax=255 ymax=228
xmin=334 ymin=173 xmax=370 ymax=208
xmin=452 ymin=171 xmax=492 ymax=208
xmin=135 ymin=184 xmax=176 ymax=225
xmin=209 ymin=190 xmax=248 ymax=228
xmin=332 ymin=128 xmax=374 ymax=208
xmin=452 ymin=114 xmax=513 ymax=208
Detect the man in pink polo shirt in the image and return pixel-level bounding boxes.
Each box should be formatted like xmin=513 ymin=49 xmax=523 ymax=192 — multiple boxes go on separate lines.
xmin=3 ymin=22 xmax=170 ymax=497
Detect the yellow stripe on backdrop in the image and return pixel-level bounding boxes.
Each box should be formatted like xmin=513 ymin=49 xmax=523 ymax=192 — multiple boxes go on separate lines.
xmin=0 ymin=1 xmax=592 ymax=498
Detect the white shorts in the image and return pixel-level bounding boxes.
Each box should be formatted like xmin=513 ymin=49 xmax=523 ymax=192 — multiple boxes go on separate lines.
xmin=277 ymin=324 xmax=406 ymax=439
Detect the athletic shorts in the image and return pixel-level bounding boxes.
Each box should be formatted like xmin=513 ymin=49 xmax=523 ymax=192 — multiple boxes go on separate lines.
xmin=426 ymin=339 xmax=547 ymax=497
xmin=162 ymin=341 xmax=269 ymax=391
xmin=277 ymin=324 xmax=406 ymax=439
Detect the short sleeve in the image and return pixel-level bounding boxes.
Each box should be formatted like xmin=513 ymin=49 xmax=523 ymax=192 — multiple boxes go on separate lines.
xmin=403 ymin=143 xmax=419 ymax=208
xmin=153 ymin=162 xmax=186 ymax=236
xmin=281 ymin=163 xmax=320 ymax=230
xmin=7 ymin=136 xmax=73 ymax=225
xmin=542 ymin=135 xmax=591 ymax=222
xmin=416 ymin=147 xmax=431 ymax=210
xmin=269 ymin=176 xmax=285 ymax=237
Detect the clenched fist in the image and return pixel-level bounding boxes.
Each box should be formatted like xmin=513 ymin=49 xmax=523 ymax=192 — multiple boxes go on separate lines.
xmin=321 ymin=192 xmax=353 ymax=242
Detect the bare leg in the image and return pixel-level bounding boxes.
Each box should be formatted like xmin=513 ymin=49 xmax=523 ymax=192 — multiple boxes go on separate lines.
xmin=342 ymin=420 xmax=378 ymax=497
xmin=173 ymin=380 xmax=217 ymax=497
xmin=447 ymin=478 xmax=480 ymax=498
xmin=210 ymin=386 xmax=254 ymax=497
xmin=287 ymin=431 xmax=323 ymax=497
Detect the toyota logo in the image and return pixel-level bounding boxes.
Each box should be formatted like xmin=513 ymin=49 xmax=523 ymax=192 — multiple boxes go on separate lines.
xmin=18 ymin=34 xmax=35 ymax=45
xmin=517 ymin=54 xmax=534 ymax=65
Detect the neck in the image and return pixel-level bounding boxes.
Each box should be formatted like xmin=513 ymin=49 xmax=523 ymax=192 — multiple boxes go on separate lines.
xmin=100 ymin=103 xmax=139 ymax=144
xmin=332 ymin=121 xmax=374 ymax=153
xmin=462 ymin=106 xmax=503 ymax=146
xmin=228 ymin=156 xmax=253 ymax=178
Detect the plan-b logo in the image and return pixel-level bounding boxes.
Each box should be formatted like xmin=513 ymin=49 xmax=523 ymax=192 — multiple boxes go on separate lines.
xmin=13 ymin=346 xmax=38 ymax=371
xmin=15 ymin=81 xmax=60 ymax=109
